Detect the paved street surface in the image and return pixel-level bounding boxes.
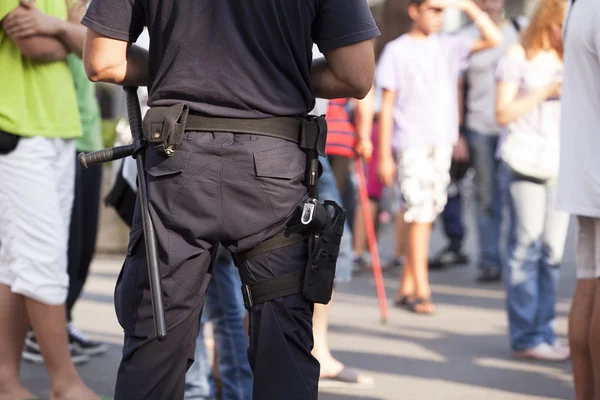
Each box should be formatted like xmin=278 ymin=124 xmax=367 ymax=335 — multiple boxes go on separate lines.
xmin=21 ymin=203 xmax=578 ymax=400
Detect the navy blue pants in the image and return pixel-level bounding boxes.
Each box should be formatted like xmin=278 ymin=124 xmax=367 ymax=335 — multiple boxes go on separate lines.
xmin=440 ymin=183 xmax=464 ymax=249
xmin=113 ymin=132 xmax=318 ymax=400
xmin=66 ymin=150 xmax=102 ymax=321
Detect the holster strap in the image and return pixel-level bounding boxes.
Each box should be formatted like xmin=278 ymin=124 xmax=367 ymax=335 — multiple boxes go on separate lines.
xmin=233 ymin=231 xmax=307 ymax=264
xmin=241 ymin=270 xmax=305 ymax=310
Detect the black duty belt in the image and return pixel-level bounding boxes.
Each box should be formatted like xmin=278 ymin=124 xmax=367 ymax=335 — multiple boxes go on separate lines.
xmin=184 ymin=113 xmax=314 ymax=148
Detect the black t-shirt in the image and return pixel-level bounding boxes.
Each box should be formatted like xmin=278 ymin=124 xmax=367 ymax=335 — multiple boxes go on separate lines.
xmin=82 ymin=0 xmax=380 ymax=118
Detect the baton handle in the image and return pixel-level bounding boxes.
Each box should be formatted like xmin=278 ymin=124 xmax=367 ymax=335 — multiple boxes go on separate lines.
xmin=78 ymin=144 xmax=136 ymax=169
xmin=124 ymin=86 xmax=168 ymax=342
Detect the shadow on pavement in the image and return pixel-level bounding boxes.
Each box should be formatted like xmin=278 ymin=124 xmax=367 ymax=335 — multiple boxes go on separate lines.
xmin=320 ymin=393 xmax=383 ymax=400
xmin=328 ymin=322 xmax=573 ymax=399
xmin=21 ymin=343 xmax=121 ymax=399
xmin=334 ymin=263 xmax=576 ymax=317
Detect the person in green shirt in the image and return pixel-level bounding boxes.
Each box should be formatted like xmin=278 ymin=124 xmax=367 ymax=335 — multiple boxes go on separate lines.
xmin=62 ymin=51 xmax=108 ymax=358
xmin=0 ymin=0 xmax=103 ymax=399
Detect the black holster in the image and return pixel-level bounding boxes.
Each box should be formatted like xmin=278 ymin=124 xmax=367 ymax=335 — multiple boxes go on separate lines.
xmin=302 ymin=200 xmax=346 ymax=304
xmin=0 ymin=129 xmax=21 ymax=155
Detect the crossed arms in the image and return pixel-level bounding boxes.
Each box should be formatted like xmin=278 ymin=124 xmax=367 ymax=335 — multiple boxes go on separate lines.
xmin=1 ymin=0 xmax=87 ymax=61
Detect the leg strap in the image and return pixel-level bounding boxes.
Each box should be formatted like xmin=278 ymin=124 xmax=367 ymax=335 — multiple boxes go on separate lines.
xmin=233 ymin=232 xmax=307 ymax=264
xmin=234 ymin=231 xmax=308 ymax=310
xmin=241 ymin=270 xmax=305 ymax=311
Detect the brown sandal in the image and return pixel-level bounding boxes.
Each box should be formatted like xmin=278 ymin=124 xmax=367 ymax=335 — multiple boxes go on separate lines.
xmin=407 ymin=298 xmax=436 ymax=315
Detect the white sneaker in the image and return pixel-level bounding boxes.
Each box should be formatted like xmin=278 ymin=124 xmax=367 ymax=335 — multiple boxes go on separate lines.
xmin=552 ymin=341 xmax=571 ymax=358
xmin=514 ymin=343 xmax=569 ymax=362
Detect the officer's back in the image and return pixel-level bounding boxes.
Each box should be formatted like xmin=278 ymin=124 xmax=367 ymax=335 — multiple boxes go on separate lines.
xmin=82 ymin=0 xmax=379 ymax=399
xmin=83 ymin=0 xmax=378 ymax=115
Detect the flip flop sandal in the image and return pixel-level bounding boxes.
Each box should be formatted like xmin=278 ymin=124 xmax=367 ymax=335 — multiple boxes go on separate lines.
xmin=319 ymin=367 xmax=375 ymax=389
xmin=407 ymin=298 xmax=436 ymax=315
xmin=394 ymin=295 xmax=414 ymax=308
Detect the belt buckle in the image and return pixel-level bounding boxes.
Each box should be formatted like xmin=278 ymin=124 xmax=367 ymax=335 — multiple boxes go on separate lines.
xmin=241 ymin=284 xmax=253 ymax=310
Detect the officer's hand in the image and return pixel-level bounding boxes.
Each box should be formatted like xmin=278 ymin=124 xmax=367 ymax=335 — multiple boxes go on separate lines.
xmin=3 ymin=6 xmax=62 ymax=38
xmin=378 ymin=156 xmax=396 ymax=187
xmin=355 ymin=138 xmax=373 ymax=162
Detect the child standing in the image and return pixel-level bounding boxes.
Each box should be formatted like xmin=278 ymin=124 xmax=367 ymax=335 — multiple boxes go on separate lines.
xmin=376 ymin=0 xmax=502 ymax=314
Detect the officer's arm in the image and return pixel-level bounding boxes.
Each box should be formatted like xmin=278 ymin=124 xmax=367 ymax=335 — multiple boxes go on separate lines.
xmin=83 ymin=29 xmax=148 ymax=86
xmin=311 ymin=39 xmax=375 ymax=100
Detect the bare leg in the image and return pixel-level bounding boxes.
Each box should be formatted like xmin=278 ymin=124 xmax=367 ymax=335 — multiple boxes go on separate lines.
xmin=396 ymin=220 xmax=416 ymax=301
xmin=408 ymin=222 xmax=435 ymax=313
xmin=312 ymin=291 xmax=371 ymax=383
xmin=394 ymin=211 xmax=408 ymax=260
xmin=24 ymin=298 xmax=99 ymax=400
xmin=397 ymin=259 xmax=415 ymax=300
xmin=312 ymin=295 xmax=343 ymax=377
xmin=569 ymin=279 xmax=595 ymax=400
xmin=352 ymin=202 xmax=367 ymax=257
xmin=0 ymin=285 xmax=36 ymax=400
xmin=588 ymin=280 xmax=600 ymax=400
xmin=352 ymin=200 xmax=379 ymax=258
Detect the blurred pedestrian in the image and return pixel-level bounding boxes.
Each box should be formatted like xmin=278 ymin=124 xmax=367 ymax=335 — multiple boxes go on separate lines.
xmin=0 ymin=0 xmax=103 ymax=398
xmin=495 ymin=0 xmax=568 ymax=361
xmin=63 ymin=2 xmax=107 ymax=359
xmin=377 ymin=0 xmax=502 ymax=314
xmin=557 ymin=0 xmax=600 ymax=394
xmin=447 ymin=0 xmax=528 ymax=281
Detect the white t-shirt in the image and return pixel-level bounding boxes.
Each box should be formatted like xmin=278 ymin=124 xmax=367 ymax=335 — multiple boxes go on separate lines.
xmin=556 ymin=0 xmax=600 ymax=218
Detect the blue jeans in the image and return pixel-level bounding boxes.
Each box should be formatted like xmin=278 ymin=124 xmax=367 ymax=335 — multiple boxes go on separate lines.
xmin=465 ymin=129 xmax=504 ymax=271
xmin=185 ymin=314 xmax=212 ymax=399
xmin=185 ymin=249 xmax=253 ymax=399
xmin=504 ymin=168 xmax=569 ymax=351
xmin=441 ymin=182 xmax=464 ymax=249
xmin=318 ymin=156 xmax=352 ymax=283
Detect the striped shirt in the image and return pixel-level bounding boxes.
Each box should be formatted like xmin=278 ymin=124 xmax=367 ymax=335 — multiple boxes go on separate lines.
xmin=325 ymin=99 xmax=356 ymax=158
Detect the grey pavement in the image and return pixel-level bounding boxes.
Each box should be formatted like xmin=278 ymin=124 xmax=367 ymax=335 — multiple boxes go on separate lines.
xmin=21 ymin=199 xmax=578 ymax=400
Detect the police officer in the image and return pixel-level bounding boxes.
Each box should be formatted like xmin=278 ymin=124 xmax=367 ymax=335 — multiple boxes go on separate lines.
xmin=81 ymin=0 xmax=379 ymax=398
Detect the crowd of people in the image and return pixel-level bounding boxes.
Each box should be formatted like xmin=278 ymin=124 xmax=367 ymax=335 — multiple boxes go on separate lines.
xmin=1 ymin=0 xmax=599 ymax=398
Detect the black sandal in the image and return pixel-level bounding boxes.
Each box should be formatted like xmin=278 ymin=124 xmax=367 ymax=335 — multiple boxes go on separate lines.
xmin=394 ymin=295 xmax=414 ymax=308
xmin=407 ymin=298 xmax=436 ymax=315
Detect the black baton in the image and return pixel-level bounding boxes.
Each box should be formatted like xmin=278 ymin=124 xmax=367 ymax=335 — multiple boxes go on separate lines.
xmin=78 ymin=143 xmax=135 ymax=168
xmin=78 ymin=87 xmax=168 ymax=342
xmin=125 ymin=86 xmax=167 ymax=342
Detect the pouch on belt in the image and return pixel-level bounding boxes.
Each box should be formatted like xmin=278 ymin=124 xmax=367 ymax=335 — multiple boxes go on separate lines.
xmin=142 ymin=104 xmax=189 ymax=157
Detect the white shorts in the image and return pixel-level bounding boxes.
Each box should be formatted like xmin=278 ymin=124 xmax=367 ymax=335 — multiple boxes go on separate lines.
xmin=397 ymin=145 xmax=453 ymax=224
xmin=576 ymin=216 xmax=600 ymax=279
xmin=0 ymin=137 xmax=75 ymax=305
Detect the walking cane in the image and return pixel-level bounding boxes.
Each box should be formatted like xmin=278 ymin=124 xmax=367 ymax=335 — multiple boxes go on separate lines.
xmin=78 ymin=86 xmax=168 ymax=342
xmin=354 ymin=157 xmax=388 ymax=324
